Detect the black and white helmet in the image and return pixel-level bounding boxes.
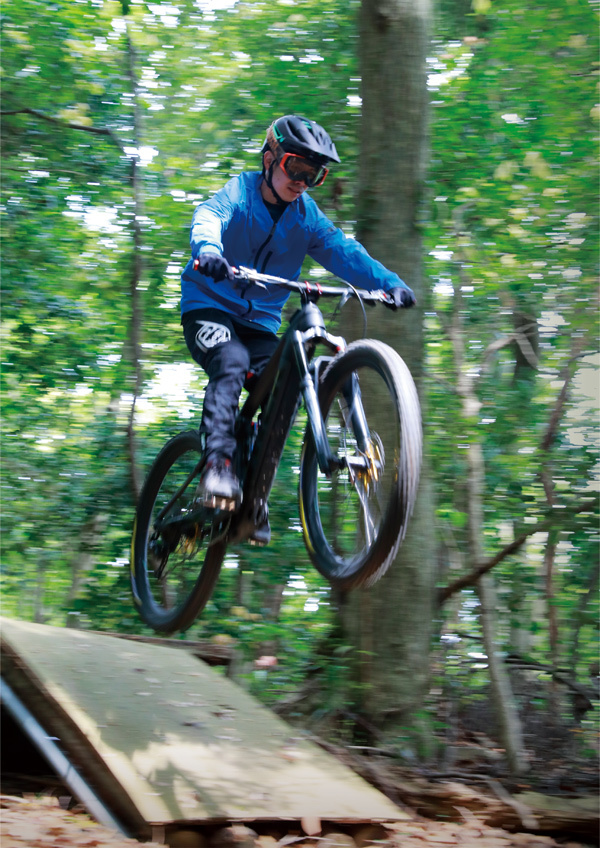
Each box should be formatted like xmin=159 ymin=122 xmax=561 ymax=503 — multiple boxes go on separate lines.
xmin=262 ymin=115 xmax=341 ymax=164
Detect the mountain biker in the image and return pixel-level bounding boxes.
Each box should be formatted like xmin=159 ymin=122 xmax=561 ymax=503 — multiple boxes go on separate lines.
xmin=180 ymin=114 xmax=416 ymax=546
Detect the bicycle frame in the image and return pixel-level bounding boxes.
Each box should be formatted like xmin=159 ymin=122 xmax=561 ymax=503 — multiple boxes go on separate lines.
xmin=151 ymin=268 xmax=393 ymax=546
xmin=132 ymin=264 xmax=421 ymax=632
xmin=228 ymin=299 xmax=369 ymax=545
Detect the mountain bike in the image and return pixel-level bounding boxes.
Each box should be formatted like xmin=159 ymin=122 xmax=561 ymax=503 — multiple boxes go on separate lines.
xmin=131 ymin=266 xmax=422 ymax=634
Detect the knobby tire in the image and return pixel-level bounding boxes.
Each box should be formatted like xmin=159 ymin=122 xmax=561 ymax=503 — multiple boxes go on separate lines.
xmin=299 ymin=339 xmax=421 ymax=590
xmin=131 ymin=431 xmax=226 ymax=634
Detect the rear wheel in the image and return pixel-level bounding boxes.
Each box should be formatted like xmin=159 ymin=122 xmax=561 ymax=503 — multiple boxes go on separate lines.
xmin=299 ymin=340 xmax=421 ymax=590
xmin=131 ymin=431 xmax=228 ymax=634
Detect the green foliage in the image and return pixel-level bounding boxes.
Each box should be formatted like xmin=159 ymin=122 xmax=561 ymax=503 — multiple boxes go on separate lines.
xmin=424 ymin=0 xmax=599 ymax=746
xmin=1 ymin=0 xmax=598 ymax=756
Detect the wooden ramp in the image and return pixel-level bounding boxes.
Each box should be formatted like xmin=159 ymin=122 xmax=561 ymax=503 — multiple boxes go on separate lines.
xmin=0 ymin=618 xmax=406 ymax=839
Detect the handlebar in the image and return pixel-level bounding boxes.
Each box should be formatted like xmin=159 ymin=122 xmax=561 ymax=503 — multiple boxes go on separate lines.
xmin=233 ymin=266 xmax=394 ymax=306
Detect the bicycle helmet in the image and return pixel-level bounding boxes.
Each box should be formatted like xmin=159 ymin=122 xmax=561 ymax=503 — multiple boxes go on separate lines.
xmin=262 ymin=115 xmax=341 ymax=165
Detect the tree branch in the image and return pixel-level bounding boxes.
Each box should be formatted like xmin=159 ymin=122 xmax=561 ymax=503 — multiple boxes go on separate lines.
xmin=505 ymin=653 xmax=598 ymax=707
xmin=540 ymin=336 xmax=586 ymax=454
xmin=437 ymin=498 xmax=599 ymax=605
xmin=480 ymin=334 xmax=515 ymax=374
xmin=3 ymin=165 xmax=95 ymax=182
xmin=513 ymin=324 xmax=539 ymax=369
xmin=1 ymin=107 xmax=125 ymax=150
xmin=423 ymin=367 xmax=458 ymax=394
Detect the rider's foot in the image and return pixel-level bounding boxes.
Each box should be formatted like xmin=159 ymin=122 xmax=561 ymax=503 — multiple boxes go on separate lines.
xmin=249 ymin=517 xmax=271 ymax=547
xmin=195 ymin=455 xmax=242 ymax=511
xmin=248 ymin=502 xmax=270 ymax=547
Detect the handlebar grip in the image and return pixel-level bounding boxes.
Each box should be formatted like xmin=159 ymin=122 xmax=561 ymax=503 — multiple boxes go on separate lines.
xmin=193 ymin=258 xmax=239 ymax=275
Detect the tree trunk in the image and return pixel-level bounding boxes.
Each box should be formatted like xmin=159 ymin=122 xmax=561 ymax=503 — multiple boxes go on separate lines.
xmin=338 ymin=0 xmax=437 ymax=742
xmin=449 ymin=270 xmax=528 ymax=775
xmin=65 ymin=513 xmax=107 ymax=627
xmin=33 ymin=560 xmax=46 ymax=625
xmin=538 ymin=336 xmax=585 ymax=714
xmin=478 ymin=575 xmax=528 ymax=774
xmin=569 ymin=561 xmax=599 ymax=676
xmin=124 ymin=19 xmax=144 ymax=503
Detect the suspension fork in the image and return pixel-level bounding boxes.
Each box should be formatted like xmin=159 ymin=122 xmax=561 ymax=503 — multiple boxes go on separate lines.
xmin=292 ymin=330 xmax=370 ymax=474
xmin=292 ymin=330 xmax=336 ymax=474
xmin=340 ymin=373 xmax=370 ymax=454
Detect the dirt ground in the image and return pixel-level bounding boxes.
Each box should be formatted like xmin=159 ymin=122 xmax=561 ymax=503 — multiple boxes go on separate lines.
xmin=1 ymin=794 xmax=596 ymax=848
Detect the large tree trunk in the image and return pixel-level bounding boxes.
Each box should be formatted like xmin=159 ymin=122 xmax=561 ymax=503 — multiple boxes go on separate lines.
xmin=338 ymin=0 xmax=436 ymax=741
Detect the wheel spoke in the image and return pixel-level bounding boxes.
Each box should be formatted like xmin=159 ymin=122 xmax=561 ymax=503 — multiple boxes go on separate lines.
xmin=348 ymin=472 xmax=377 ymax=546
xmin=132 ymin=431 xmax=227 ymax=633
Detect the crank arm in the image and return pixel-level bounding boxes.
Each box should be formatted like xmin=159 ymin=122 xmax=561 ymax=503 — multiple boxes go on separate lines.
xmin=154 ymin=504 xmax=213 ymax=532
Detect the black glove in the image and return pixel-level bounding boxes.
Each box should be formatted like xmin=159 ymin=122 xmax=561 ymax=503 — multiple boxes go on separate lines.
xmin=194 ymin=252 xmax=234 ymax=282
xmin=385 ymin=285 xmax=416 ymax=310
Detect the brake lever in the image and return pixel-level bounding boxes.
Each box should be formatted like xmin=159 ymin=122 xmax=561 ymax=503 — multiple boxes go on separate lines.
xmin=233 ymin=271 xmax=266 ymax=291
xmin=340 ymin=290 xmax=353 ymax=309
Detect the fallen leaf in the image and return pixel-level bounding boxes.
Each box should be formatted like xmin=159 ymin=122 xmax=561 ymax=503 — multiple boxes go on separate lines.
xmin=301 ymin=816 xmax=321 ymax=836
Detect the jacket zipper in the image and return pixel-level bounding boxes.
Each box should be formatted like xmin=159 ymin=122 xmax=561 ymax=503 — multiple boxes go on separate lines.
xmin=260 ymin=250 xmax=273 ymax=273
xmin=254 ymin=222 xmax=277 ymax=272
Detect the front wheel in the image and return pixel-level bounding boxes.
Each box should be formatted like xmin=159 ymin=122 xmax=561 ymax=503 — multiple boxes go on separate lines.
xmin=299 ymin=340 xmax=421 ymax=590
xmin=131 ymin=431 xmax=227 ymax=634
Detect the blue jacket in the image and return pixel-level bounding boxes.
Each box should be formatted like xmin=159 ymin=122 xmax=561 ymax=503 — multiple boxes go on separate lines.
xmin=181 ymin=171 xmax=409 ymax=334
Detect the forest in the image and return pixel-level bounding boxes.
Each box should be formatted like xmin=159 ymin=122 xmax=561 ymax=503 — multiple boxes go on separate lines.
xmin=1 ymin=0 xmax=599 ymax=812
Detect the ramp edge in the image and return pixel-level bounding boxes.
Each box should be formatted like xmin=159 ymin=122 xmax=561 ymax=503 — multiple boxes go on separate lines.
xmin=1 ymin=678 xmax=128 ymax=836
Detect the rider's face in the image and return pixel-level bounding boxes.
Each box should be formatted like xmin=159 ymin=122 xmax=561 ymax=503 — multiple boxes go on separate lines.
xmin=262 ymin=150 xmax=308 ymax=204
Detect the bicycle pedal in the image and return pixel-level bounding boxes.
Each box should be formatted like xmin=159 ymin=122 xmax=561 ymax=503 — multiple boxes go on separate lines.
xmin=200 ymin=494 xmax=240 ymax=512
xmin=248 ymin=520 xmax=271 ymax=547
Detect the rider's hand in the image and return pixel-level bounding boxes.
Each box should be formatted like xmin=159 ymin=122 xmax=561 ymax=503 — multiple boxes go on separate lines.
xmin=194 ymin=252 xmax=235 ymax=282
xmin=385 ymin=285 xmax=416 ymax=310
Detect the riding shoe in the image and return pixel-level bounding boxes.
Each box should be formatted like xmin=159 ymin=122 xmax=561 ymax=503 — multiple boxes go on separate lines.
xmin=249 ymin=518 xmax=271 ymax=547
xmin=248 ymin=503 xmax=271 ymax=547
xmin=195 ymin=455 xmax=242 ymax=511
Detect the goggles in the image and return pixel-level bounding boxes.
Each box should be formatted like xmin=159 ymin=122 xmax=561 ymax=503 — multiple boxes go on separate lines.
xmin=278 ymin=152 xmax=329 ymax=188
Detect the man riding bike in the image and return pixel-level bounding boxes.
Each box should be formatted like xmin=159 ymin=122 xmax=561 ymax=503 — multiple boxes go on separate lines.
xmin=180 ymin=114 xmax=416 ymax=546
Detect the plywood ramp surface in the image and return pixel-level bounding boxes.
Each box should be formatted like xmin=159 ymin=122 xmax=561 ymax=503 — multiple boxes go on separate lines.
xmin=1 ymin=618 xmax=406 ymax=828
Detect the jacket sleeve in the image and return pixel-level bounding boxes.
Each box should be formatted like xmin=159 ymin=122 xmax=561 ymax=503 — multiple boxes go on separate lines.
xmin=189 ymin=177 xmax=243 ymax=259
xmin=305 ymin=204 xmax=410 ymax=293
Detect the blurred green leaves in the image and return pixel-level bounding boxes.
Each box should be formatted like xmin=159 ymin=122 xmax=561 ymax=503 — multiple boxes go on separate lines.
xmin=0 ymin=0 xmax=597 ymax=743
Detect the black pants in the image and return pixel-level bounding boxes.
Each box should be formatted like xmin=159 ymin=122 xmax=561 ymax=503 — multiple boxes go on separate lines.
xmin=182 ymin=309 xmax=279 ymax=460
